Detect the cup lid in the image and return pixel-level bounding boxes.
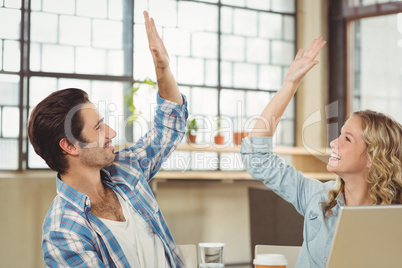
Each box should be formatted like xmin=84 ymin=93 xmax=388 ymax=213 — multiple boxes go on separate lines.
xmin=253 ymin=254 xmax=288 ymax=265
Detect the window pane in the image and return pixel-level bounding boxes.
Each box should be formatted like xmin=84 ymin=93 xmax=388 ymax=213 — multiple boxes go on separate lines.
xmin=148 ymin=0 xmax=177 ymax=27
xmin=31 ymin=12 xmax=58 ymax=43
xmin=164 ymin=28 xmax=191 ymax=56
xmin=192 ymin=88 xmax=218 ymax=115
xmin=0 ymin=8 xmax=20 ymax=39
xmin=192 ymin=32 xmax=218 ymax=59
xmin=28 ymin=143 xmax=48 ymax=169
xmin=233 ymin=62 xmax=257 ymax=88
xmin=352 ymin=15 xmax=402 ymax=123
xmin=221 ymin=35 xmax=245 ymax=61
xmin=59 ymin=16 xmax=91 ymax=46
xmin=30 ymin=7 xmax=128 ymax=76
xmin=272 ymin=41 xmax=295 ymax=65
xmin=41 ymin=44 xmax=74 ymax=72
xmin=245 ymin=91 xmax=270 ymax=117
xmin=259 ymin=12 xmax=282 ymax=39
xmin=205 ymin=59 xmax=218 ymax=86
xmin=259 ymin=65 xmax=283 ymax=90
xmin=133 ymin=24 xmax=154 ymax=80
xmin=3 ymin=40 xmax=20 ymax=71
xmin=0 ymin=74 xmax=19 ymax=105
xmin=247 ymin=0 xmax=270 ymax=10
xmin=284 ymin=15 xmax=295 ymax=41
xmin=76 ymin=47 xmax=107 ymax=74
xmin=178 ymin=1 xmax=218 ymax=32
xmin=221 ymin=0 xmax=246 ymax=7
xmin=177 ymin=57 xmax=204 ymax=85
xmin=221 ymin=7 xmax=233 ymax=34
xmin=108 ymin=0 xmax=123 ymax=20
xmin=271 ymin=0 xmax=295 ymax=13
xmin=247 ymin=38 xmax=269 ymax=64
xmin=42 ymin=0 xmax=75 ymax=14
xmin=76 ymin=0 xmax=107 ymax=18
xmin=0 ymin=139 xmax=18 ymax=170
xmin=29 ymin=77 xmax=57 ymax=106
xmin=93 ymin=20 xmax=123 ymax=49
xmin=233 ymin=8 xmax=257 ymax=36
xmin=4 ymin=0 xmax=21 ymax=9
xmin=2 ymin=107 xmax=19 ymax=137
xmin=220 ymin=90 xmax=247 ymax=134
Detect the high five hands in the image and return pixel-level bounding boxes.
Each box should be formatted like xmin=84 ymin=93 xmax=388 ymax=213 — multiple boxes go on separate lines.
xmin=285 ymin=37 xmax=326 ymax=86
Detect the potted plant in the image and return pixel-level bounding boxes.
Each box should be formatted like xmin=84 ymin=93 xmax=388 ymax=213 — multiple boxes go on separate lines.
xmin=214 ymin=117 xmax=225 ymax=145
xmin=186 ymin=118 xmax=198 ymax=144
xmin=233 ymin=131 xmax=248 ymax=146
xmin=124 ymin=78 xmax=156 ymax=125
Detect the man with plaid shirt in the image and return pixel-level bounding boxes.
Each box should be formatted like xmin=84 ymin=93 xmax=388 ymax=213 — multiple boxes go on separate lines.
xmin=28 ymin=11 xmax=186 ymax=267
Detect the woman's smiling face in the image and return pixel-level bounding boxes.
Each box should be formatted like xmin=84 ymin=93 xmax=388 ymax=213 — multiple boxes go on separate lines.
xmin=327 ymin=115 xmax=371 ymax=179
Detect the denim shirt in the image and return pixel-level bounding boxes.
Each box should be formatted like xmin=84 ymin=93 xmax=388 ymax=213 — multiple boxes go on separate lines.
xmin=240 ymin=136 xmax=344 ymax=268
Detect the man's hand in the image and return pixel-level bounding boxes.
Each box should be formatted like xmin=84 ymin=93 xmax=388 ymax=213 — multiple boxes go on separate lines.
xmin=144 ymin=11 xmax=169 ymax=70
xmin=143 ymin=11 xmax=183 ymax=105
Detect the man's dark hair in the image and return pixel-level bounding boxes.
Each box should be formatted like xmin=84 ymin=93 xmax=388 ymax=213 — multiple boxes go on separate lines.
xmin=28 ymin=88 xmax=89 ymax=174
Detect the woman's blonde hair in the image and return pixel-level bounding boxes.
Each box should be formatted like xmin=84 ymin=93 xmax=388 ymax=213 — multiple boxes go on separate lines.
xmin=322 ymin=110 xmax=402 ymax=217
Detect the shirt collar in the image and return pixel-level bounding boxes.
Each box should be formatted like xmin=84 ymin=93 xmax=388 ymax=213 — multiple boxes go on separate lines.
xmin=56 ymin=169 xmax=114 ymax=213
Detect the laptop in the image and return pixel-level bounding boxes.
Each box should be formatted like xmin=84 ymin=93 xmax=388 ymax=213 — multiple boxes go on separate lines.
xmin=326 ymin=205 xmax=402 ymax=268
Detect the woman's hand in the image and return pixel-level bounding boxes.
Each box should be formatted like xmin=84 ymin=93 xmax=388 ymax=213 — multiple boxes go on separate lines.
xmin=284 ymin=37 xmax=326 ymax=86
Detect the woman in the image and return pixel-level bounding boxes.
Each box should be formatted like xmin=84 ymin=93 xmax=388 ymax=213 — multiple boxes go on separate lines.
xmin=240 ymin=37 xmax=402 ymax=268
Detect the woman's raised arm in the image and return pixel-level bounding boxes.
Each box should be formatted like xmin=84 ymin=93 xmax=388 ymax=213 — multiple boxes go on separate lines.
xmin=250 ymin=37 xmax=326 ymax=137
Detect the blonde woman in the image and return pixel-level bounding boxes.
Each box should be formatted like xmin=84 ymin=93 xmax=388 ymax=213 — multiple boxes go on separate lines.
xmin=240 ymin=37 xmax=402 ymax=268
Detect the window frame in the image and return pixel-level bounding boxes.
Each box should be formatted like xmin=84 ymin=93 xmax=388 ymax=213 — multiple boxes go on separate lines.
xmin=1 ymin=0 xmax=297 ymax=171
xmin=328 ymin=0 xmax=402 ymax=142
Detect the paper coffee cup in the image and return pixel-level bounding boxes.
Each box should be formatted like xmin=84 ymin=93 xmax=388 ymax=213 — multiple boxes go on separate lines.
xmin=253 ymin=254 xmax=288 ymax=268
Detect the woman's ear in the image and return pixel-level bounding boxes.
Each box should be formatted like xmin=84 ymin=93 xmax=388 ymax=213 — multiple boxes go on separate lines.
xmin=366 ymin=159 xmax=372 ymax=169
xmin=59 ymin=138 xmax=79 ymax=156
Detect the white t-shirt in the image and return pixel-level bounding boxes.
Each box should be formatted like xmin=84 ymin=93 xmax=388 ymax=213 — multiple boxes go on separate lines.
xmin=99 ymin=192 xmax=169 ymax=268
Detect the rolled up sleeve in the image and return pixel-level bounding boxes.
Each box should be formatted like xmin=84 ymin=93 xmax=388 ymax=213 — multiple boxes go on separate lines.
xmin=240 ymin=136 xmax=324 ymax=216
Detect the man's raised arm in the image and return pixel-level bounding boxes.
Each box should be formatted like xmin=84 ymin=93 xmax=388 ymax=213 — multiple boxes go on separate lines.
xmin=144 ymin=11 xmax=183 ymax=105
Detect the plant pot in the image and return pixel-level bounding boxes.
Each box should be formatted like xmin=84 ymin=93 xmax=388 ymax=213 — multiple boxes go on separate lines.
xmin=233 ymin=132 xmax=248 ymax=146
xmin=214 ymin=135 xmax=225 ymax=145
xmin=186 ymin=133 xmax=197 ymax=144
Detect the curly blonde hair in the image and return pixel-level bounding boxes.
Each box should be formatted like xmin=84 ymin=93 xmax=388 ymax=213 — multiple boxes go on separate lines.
xmin=323 ymin=110 xmax=402 ymax=217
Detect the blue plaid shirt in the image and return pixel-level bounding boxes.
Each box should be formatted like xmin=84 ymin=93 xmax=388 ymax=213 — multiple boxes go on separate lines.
xmin=42 ymin=94 xmax=188 ymax=267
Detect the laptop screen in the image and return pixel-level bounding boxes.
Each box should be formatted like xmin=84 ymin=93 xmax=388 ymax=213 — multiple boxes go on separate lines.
xmin=326 ymin=205 xmax=402 ymax=268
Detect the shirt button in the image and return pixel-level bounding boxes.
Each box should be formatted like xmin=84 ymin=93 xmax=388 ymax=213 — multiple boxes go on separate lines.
xmin=86 ymin=199 xmax=90 ymax=206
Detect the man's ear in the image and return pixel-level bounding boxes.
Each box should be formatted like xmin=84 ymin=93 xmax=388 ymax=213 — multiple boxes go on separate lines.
xmin=59 ymin=138 xmax=79 ymax=156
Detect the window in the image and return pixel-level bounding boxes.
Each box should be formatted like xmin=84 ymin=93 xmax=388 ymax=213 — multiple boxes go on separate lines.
xmin=1 ymin=0 xmax=296 ymax=171
xmin=329 ymin=0 xmax=402 ymax=135
xmin=351 ymin=14 xmax=402 ymax=123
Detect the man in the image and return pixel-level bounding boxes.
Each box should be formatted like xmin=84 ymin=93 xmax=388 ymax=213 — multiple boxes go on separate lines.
xmin=28 ymin=12 xmax=186 ymax=267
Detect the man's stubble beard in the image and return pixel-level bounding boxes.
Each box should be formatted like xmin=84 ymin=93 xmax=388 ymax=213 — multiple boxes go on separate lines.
xmin=80 ymin=146 xmax=115 ymax=168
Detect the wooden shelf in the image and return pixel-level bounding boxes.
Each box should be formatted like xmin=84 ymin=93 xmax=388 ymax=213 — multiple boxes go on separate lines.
xmin=155 ymin=170 xmax=337 ymax=181
xmin=117 ymin=143 xmax=331 ymax=156
xmin=1 ymin=144 xmax=334 ymax=182
xmin=115 ymin=142 xmax=335 ymax=181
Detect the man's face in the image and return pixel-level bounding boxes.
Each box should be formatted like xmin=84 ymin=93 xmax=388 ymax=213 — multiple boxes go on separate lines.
xmin=77 ymin=102 xmax=117 ymax=169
